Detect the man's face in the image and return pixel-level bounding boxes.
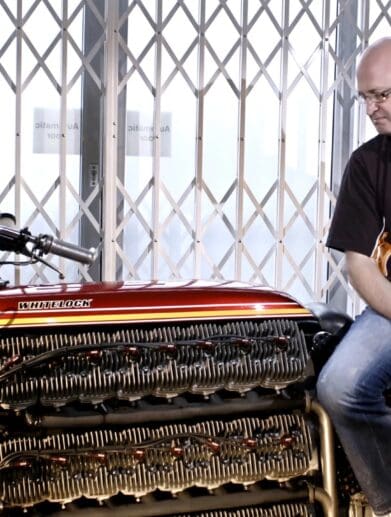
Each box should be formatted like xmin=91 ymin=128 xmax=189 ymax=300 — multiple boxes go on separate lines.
xmin=357 ymin=54 xmax=391 ymax=135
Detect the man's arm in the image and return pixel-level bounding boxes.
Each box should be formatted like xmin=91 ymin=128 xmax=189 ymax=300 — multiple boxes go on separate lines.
xmin=346 ymin=250 xmax=391 ymax=319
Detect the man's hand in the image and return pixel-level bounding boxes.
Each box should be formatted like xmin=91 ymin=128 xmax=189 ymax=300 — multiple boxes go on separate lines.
xmin=346 ymin=250 xmax=391 ymax=318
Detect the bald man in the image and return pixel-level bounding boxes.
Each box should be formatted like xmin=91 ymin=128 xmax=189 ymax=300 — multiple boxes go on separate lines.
xmin=317 ymin=38 xmax=391 ymax=517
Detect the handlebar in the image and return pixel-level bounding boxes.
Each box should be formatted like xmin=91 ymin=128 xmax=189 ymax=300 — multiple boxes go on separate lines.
xmin=33 ymin=234 xmax=97 ymax=265
xmin=0 ymin=223 xmax=96 ymax=266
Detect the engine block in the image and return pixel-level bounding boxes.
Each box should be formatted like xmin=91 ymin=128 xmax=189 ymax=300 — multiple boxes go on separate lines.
xmin=0 ymin=413 xmax=316 ymax=508
xmin=0 ymin=318 xmax=311 ymax=409
xmin=0 ymin=280 xmax=355 ymax=516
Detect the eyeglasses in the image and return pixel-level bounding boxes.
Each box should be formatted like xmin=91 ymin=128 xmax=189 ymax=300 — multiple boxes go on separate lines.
xmin=357 ymin=88 xmax=391 ymax=104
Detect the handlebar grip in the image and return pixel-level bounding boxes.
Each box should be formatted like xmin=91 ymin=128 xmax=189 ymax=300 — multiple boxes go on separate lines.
xmin=48 ymin=238 xmax=97 ymax=265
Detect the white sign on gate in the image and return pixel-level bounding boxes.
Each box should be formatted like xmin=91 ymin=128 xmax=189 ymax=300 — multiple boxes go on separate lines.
xmin=126 ymin=111 xmax=171 ymax=157
xmin=33 ymin=108 xmax=81 ymax=154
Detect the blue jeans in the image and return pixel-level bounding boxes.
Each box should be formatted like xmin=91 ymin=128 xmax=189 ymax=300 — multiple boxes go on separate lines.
xmin=317 ymin=307 xmax=391 ymax=515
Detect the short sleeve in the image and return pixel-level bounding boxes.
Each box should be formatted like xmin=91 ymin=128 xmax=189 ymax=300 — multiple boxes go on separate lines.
xmin=326 ymin=147 xmax=383 ymax=256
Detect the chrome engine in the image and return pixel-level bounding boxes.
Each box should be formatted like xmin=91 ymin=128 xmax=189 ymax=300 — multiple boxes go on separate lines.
xmin=0 ymin=280 xmax=358 ymax=516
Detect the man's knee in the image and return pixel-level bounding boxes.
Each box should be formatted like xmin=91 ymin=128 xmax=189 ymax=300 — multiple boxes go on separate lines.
xmin=316 ymin=368 xmax=334 ymax=410
xmin=316 ymin=365 xmax=352 ymax=416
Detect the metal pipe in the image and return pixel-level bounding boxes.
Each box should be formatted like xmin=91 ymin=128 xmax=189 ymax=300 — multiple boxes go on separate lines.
xmin=151 ymin=0 xmax=163 ymax=280
xmin=306 ymin=393 xmax=338 ymax=517
xmin=235 ymin=0 xmax=248 ymax=280
xmin=309 ymin=485 xmax=335 ymax=517
xmin=194 ymin=0 xmax=206 ymax=278
xmin=102 ymin=0 xmax=119 ymax=280
xmin=28 ymin=394 xmax=306 ymax=428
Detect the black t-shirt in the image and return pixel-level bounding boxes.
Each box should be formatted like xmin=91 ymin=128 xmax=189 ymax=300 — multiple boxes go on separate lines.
xmin=327 ymin=134 xmax=391 ymax=256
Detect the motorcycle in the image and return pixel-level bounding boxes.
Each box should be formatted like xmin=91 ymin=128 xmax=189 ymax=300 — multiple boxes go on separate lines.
xmin=0 ymin=216 xmax=367 ymax=517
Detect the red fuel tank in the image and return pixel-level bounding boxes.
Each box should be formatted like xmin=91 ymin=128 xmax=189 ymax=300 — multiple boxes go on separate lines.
xmin=0 ymin=280 xmax=311 ymax=329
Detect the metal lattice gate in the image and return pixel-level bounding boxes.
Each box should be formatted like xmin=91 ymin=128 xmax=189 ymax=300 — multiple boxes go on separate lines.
xmin=0 ymin=0 xmax=389 ymax=317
